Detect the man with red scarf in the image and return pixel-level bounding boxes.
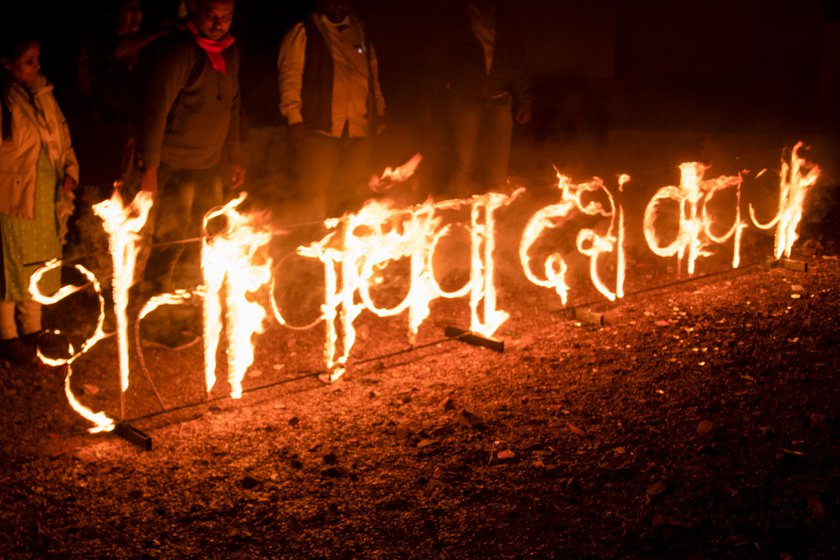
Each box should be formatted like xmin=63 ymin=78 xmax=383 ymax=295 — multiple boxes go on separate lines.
xmin=138 ymin=0 xmax=244 ymax=294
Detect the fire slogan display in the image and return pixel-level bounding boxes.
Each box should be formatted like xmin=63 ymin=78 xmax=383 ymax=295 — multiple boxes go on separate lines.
xmin=30 ymin=143 xmax=820 ymax=435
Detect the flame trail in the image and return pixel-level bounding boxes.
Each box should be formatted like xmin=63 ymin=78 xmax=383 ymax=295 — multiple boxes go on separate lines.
xmin=645 ymin=164 xmax=743 ymax=275
xmin=299 ymin=190 xmax=520 ymax=381
xmin=92 ymin=190 xmax=154 ymax=401
xmin=520 ymin=173 xmax=626 ymax=304
xmin=369 ymin=153 xmax=423 ymax=193
xmin=29 ymin=260 xmax=114 ymax=432
xmin=750 ymin=142 xmax=821 ymax=259
xmin=201 ymin=194 xmax=275 ymax=398
xmin=468 ymin=190 xmax=523 ymax=336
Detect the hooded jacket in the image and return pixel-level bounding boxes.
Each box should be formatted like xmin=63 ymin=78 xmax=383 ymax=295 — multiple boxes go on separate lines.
xmin=0 ymin=73 xmax=78 ymax=221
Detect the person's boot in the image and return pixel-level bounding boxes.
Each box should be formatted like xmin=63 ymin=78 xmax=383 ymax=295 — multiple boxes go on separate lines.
xmin=0 ymin=337 xmax=38 ymax=367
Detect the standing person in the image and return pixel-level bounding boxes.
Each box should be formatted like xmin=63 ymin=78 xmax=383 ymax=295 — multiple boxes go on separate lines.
xmin=278 ymin=0 xmax=386 ymax=220
xmin=139 ymin=0 xmax=244 ymax=294
xmin=76 ymin=0 xmax=174 ymax=195
xmin=427 ymin=0 xmax=532 ymax=198
xmin=0 ymin=34 xmax=78 ymax=366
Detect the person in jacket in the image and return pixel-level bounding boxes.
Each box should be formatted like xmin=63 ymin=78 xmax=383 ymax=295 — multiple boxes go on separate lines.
xmin=138 ymin=0 xmax=244 ymax=294
xmin=0 ymin=34 xmax=78 ymax=366
xmin=278 ymin=0 xmax=386 ymax=219
xmin=76 ymin=0 xmax=174 ymax=195
xmin=427 ymin=0 xmax=532 ymax=198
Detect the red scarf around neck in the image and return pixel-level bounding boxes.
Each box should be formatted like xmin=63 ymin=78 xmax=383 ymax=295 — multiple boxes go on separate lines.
xmin=186 ymin=20 xmax=234 ymax=75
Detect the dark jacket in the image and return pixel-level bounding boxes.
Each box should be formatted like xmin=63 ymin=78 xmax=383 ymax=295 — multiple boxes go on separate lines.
xmin=428 ymin=0 xmax=531 ymax=106
xmin=140 ymin=31 xmax=241 ymax=170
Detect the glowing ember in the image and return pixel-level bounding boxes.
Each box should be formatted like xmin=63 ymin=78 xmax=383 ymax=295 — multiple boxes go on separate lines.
xmin=201 ymin=193 xmax=275 ymax=398
xmin=750 ymin=142 xmax=821 ymax=260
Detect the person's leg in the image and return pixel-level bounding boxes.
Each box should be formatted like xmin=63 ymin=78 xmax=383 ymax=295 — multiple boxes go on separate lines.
xmin=192 ymin=167 xmax=225 ymax=219
xmin=331 ymin=136 xmax=373 ymax=217
xmin=477 ymin=102 xmax=514 ymax=192
xmin=0 ymin=300 xmax=36 ymax=365
xmin=144 ymin=167 xmax=197 ymax=293
xmin=16 ymin=300 xmax=41 ymax=337
xmin=182 ymin=167 xmax=224 ymax=289
xmin=0 ymin=300 xmax=16 ymax=340
xmin=448 ymin=98 xmax=482 ymax=198
xmin=298 ymin=133 xmax=342 ymax=221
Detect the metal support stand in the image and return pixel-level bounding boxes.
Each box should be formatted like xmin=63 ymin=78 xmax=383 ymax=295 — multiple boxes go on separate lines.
xmin=571 ymin=307 xmax=605 ymax=327
xmin=115 ymin=422 xmax=153 ymax=451
xmin=444 ymin=326 xmax=505 ymax=353
xmin=780 ymin=258 xmax=808 ymax=272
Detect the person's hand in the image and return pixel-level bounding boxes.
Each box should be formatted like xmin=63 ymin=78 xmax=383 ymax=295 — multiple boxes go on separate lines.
xmin=61 ymin=175 xmax=77 ymax=196
xmin=515 ymin=101 xmax=533 ymax=125
xmin=288 ymin=122 xmax=307 ymax=149
xmin=140 ymin=167 xmax=159 ymax=195
xmin=230 ymin=163 xmax=246 ymax=189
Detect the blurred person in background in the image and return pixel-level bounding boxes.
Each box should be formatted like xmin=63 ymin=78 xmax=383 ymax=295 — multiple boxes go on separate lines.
xmin=76 ymin=0 xmax=175 ymax=196
xmin=425 ymin=0 xmax=532 ymax=198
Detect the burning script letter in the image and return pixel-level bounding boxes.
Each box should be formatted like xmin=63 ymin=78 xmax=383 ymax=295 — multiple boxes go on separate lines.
xmin=644 ymin=163 xmax=743 ymax=275
xmin=749 ymin=142 xmax=821 ymax=260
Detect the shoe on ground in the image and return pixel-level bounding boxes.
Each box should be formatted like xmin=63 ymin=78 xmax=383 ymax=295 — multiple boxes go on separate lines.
xmin=0 ymin=338 xmax=38 ymax=367
xmin=21 ymin=330 xmax=71 ymax=360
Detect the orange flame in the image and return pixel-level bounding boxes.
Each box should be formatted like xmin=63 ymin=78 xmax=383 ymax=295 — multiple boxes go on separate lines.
xmin=298 ymin=199 xmax=441 ymax=381
xmin=644 ymin=164 xmax=744 ymax=275
xmin=466 ymin=191 xmax=523 ymax=336
xmin=750 ymin=142 xmax=821 ymax=259
xmin=520 ymin=172 xmax=626 ymax=304
xmin=201 ymin=193 xmax=275 ymax=398
xmin=299 ymin=190 xmax=521 ymax=381
xmin=30 ymin=145 xmax=821 ymax=434
xmin=92 ymin=190 xmax=154 ymax=395
xmin=29 ymin=259 xmax=113 ymax=432
xmin=369 ymin=153 xmax=423 ymax=193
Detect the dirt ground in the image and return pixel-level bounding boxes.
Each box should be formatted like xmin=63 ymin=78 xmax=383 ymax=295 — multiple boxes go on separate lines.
xmin=1 ymin=132 xmax=840 ymax=559
xmin=1 ymin=212 xmax=839 ymax=559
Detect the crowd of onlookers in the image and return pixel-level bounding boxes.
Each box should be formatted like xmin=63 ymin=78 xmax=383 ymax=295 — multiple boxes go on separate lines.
xmin=0 ymin=0 xmax=532 ymax=365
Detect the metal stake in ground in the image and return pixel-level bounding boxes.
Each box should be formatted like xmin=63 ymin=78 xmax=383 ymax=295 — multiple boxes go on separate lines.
xmin=444 ymin=326 xmax=505 ymax=353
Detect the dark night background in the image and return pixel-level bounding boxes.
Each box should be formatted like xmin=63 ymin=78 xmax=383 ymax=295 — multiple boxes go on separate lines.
xmin=12 ymin=0 xmax=839 ymax=136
